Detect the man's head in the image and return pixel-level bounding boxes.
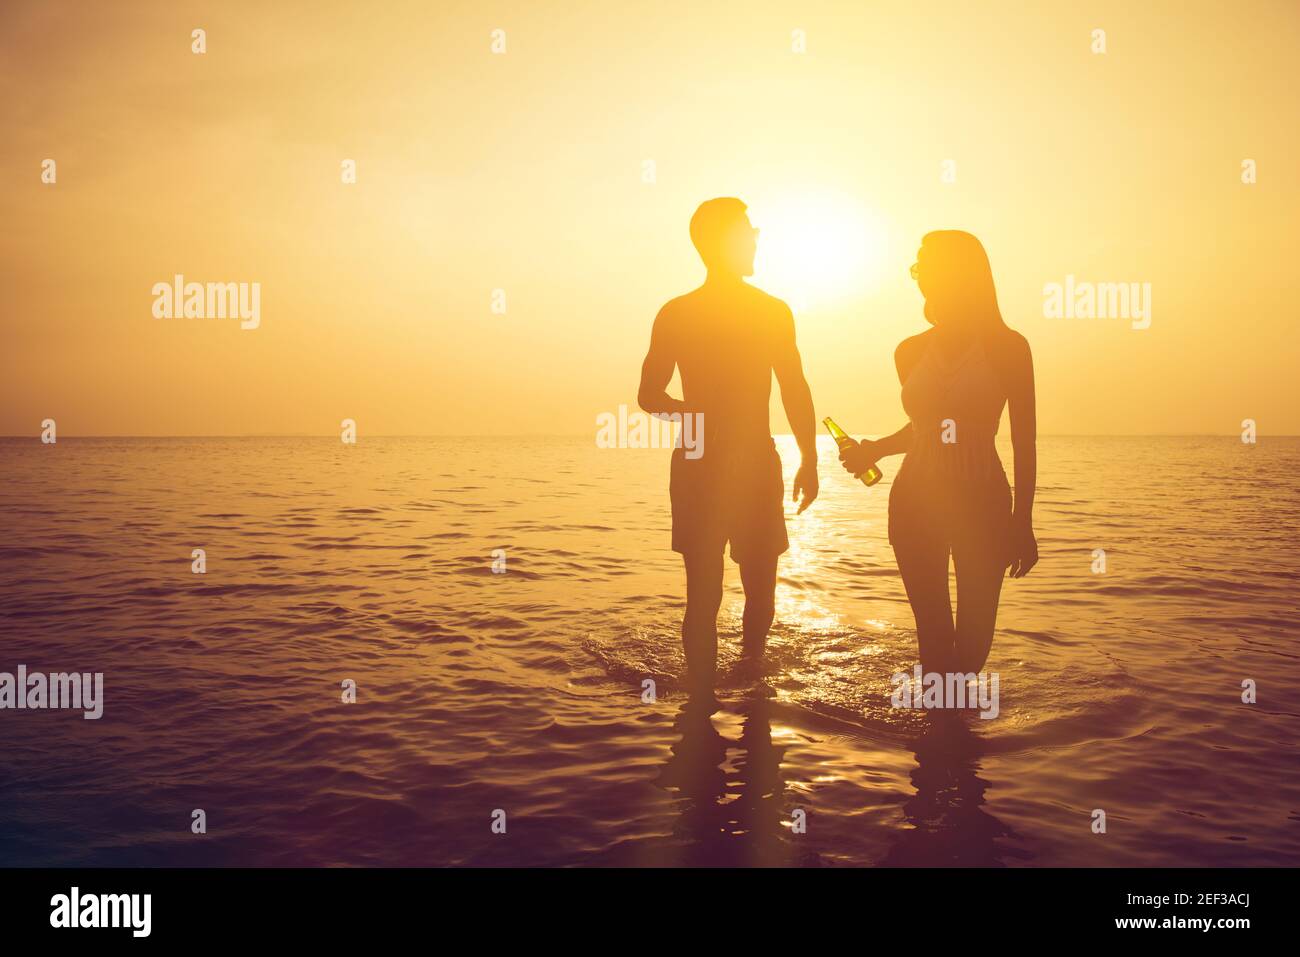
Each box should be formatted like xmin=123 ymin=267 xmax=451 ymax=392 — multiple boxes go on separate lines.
xmin=689 ymin=197 xmax=757 ymax=278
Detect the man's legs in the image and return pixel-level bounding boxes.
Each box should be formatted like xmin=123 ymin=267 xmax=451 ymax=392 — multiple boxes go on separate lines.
xmin=682 ymin=550 xmax=724 ymax=693
xmin=733 ymin=441 xmax=787 ymax=666
xmin=738 ymin=554 xmax=778 ymax=661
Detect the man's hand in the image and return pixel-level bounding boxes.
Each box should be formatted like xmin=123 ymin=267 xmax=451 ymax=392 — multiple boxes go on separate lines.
xmin=838 ymin=438 xmax=880 ymax=477
xmin=793 ymin=460 xmax=819 ymax=515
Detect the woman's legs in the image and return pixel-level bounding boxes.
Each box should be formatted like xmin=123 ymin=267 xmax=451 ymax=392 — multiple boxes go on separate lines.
xmin=949 ymin=479 xmax=1012 ymax=674
xmin=891 ymin=473 xmax=1010 ymax=681
xmin=890 ymin=478 xmax=956 ymax=675
xmin=893 ymin=540 xmax=956 ymax=675
xmin=951 ymin=544 xmax=1005 ymax=674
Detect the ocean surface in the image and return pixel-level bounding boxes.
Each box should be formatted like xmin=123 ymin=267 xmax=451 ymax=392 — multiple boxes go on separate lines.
xmin=1 ymin=435 xmax=1297 ymax=867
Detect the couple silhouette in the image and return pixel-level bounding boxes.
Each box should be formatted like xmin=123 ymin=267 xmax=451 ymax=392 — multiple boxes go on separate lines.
xmin=638 ymin=197 xmax=1038 ymax=700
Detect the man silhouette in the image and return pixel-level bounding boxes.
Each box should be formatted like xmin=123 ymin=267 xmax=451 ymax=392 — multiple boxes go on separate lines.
xmin=638 ymin=197 xmax=818 ymax=695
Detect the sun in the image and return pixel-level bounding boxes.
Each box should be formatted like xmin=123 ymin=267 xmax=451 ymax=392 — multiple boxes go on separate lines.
xmin=749 ymin=191 xmax=889 ymax=312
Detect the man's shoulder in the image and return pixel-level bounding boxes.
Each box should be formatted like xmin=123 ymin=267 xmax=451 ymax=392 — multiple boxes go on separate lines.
xmin=653 ymin=294 xmax=691 ymax=333
xmin=742 ymin=282 xmax=794 ymax=318
xmin=657 ymin=283 xmax=793 ymax=330
xmin=656 ymin=288 xmax=704 ymax=319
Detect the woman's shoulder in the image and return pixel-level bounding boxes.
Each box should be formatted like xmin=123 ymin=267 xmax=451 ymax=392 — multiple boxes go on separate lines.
xmin=990 ymin=326 xmax=1032 ymax=360
xmin=896 ymin=329 xmax=935 ymax=355
xmin=895 ymin=330 xmax=933 ymax=360
xmin=894 ymin=330 xmax=933 ymax=377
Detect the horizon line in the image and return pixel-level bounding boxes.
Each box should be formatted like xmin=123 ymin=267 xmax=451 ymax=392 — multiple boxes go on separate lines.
xmin=2 ymin=432 xmax=1292 ymax=440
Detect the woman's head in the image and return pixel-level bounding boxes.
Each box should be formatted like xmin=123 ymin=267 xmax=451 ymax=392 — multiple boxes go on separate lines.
xmin=910 ymin=230 xmax=1005 ymax=330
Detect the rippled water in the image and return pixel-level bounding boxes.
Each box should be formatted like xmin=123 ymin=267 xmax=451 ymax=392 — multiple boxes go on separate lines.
xmin=1 ymin=435 xmax=1297 ymax=866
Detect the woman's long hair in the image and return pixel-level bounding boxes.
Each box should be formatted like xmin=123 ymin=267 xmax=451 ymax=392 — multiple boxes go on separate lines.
xmin=918 ymin=230 xmax=1007 ymax=332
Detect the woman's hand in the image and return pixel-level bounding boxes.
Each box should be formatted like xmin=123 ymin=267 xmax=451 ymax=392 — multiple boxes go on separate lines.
xmin=1007 ymin=522 xmax=1038 ymax=578
xmin=838 ymin=438 xmax=880 ymax=476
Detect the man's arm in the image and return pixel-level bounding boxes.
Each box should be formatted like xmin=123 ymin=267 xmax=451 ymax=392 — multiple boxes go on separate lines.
xmin=638 ymin=305 xmax=686 ymax=417
xmin=772 ymin=304 xmax=819 ymax=513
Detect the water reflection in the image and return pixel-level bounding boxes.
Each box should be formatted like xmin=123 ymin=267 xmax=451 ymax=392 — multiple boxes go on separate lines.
xmin=655 ymin=692 xmax=1030 ymax=866
xmin=656 ymin=690 xmax=817 ymax=866
xmin=882 ymin=712 xmax=1029 ymax=866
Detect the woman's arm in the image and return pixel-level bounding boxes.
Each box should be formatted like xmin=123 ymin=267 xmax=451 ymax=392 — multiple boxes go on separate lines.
xmin=838 ymin=423 xmax=911 ymax=474
xmin=872 ymin=423 xmax=914 ymax=458
xmin=839 ymin=335 xmax=925 ymax=474
xmin=1006 ymin=334 xmax=1038 ymax=577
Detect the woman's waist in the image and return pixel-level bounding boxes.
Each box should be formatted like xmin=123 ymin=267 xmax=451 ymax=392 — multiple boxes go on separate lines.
xmin=896 ymin=440 xmax=1006 ymax=482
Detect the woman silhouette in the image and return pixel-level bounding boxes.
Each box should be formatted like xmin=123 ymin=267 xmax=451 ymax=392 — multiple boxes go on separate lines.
xmin=840 ymin=231 xmax=1037 ymax=683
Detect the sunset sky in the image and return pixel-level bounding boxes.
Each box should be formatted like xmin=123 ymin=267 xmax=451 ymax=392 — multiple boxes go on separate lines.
xmin=2 ymin=0 xmax=1296 ymax=436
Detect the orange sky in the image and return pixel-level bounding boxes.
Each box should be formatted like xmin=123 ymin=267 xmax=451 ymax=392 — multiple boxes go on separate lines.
xmin=2 ymin=0 xmax=1296 ymax=436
